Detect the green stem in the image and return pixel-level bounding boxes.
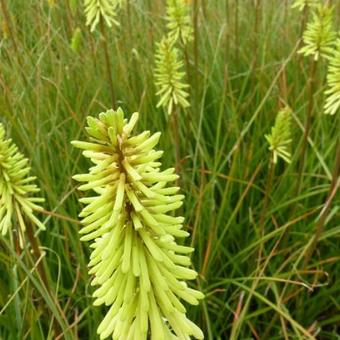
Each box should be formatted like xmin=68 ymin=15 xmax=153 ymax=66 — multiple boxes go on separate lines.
xmin=258 ymin=157 xmax=275 ymax=261
xmin=193 ymin=0 xmax=199 ymax=95
xmin=252 ymin=0 xmax=261 ymax=70
xmin=295 ymin=58 xmax=317 ymax=197
xmin=10 ymin=231 xmax=23 ymax=337
xmin=99 ymin=19 xmax=117 ymax=108
xmin=171 ymin=106 xmax=181 ymax=179
xmin=234 ymin=0 xmax=239 ymax=62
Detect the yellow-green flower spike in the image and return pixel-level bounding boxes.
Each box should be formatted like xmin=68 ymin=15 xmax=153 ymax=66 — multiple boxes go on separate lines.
xmin=0 ymin=124 xmax=45 ymax=247
xmin=298 ymin=4 xmax=336 ymax=61
xmin=324 ymin=39 xmax=340 ymax=115
xmin=155 ymin=37 xmax=190 ymax=115
xmin=166 ymin=0 xmax=193 ymax=45
xmin=72 ymin=108 xmax=204 ymax=340
xmin=291 ymin=0 xmax=319 ymax=12
xmin=84 ymin=0 xmax=119 ymax=32
xmin=265 ymin=107 xmax=293 ymax=164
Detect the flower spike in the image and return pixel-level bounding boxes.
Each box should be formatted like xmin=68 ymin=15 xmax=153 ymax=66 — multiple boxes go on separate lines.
xmin=84 ymin=0 xmax=119 ymax=32
xmin=298 ymin=4 xmax=336 ymax=61
xmin=72 ymin=108 xmax=204 ymax=339
xmin=154 ymin=37 xmax=190 ymax=115
xmin=291 ymin=0 xmax=319 ymax=12
xmin=166 ymin=0 xmax=193 ymax=45
xmin=265 ymin=107 xmax=293 ymax=164
xmin=324 ymin=39 xmax=340 ymax=115
xmin=0 ymin=123 xmax=45 ymax=247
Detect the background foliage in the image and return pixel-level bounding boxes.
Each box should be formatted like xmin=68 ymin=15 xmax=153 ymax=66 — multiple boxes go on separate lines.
xmin=0 ymin=0 xmax=339 ymax=339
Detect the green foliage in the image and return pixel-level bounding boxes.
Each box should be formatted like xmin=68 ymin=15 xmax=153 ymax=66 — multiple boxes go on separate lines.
xmin=298 ymin=4 xmax=336 ymax=60
xmin=166 ymin=0 xmax=193 ymax=45
xmin=324 ymin=39 xmax=340 ymax=115
xmin=1 ymin=1 xmax=340 ymax=339
xmin=265 ymin=107 xmax=292 ymax=164
xmin=84 ymin=0 xmax=119 ymax=32
xmin=291 ymin=0 xmax=319 ymax=12
xmin=154 ymin=37 xmax=190 ymax=115
xmin=72 ymin=108 xmax=204 ymax=339
xmin=0 ymin=124 xmax=45 ymax=247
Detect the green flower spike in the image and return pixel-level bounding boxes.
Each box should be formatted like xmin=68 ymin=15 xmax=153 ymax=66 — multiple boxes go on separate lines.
xmin=291 ymin=0 xmax=319 ymax=12
xmin=265 ymin=107 xmax=293 ymax=164
xmin=324 ymin=39 xmax=340 ymax=115
xmin=155 ymin=37 xmax=190 ymax=115
xmin=0 ymin=124 xmax=45 ymax=247
xmin=166 ymin=0 xmax=193 ymax=45
xmin=72 ymin=108 xmax=204 ymax=340
xmin=84 ymin=0 xmax=119 ymax=32
xmin=298 ymin=4 xmax=336 ymax=61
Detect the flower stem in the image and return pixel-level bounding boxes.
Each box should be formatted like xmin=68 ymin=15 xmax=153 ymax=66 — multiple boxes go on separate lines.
xmin=99 ymin=19 xmax=116 ymax=108
xmin=295 ymin=58 xmax=317 ymax=197
xmin=258 ymin=157 xmax=275 ymax=263
xmin=193 ymin=0 xmax=199 ymax=92
xmin=171 ymin=106 xmax=181 ymax=179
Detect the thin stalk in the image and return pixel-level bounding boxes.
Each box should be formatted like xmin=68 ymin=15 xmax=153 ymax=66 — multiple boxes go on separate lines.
xmin=302 ymin=141 xmax=340 ymax=268
xmin=193 ymin=0 xmax=199 ymax=93
xmin=126 ymin=0 xmax=132 ymax=43
xmin=180 ymin=43 xmax=193 ymax=153
xmin=0 ymin=0 xmax=29 ymax=86
xmin=234 ymin=0 xmax=239 ymax=62
xmin=295 ymin=58 xmax=317 ymax=197
xmin=225 ymin=0 xmax=230 ymax=59
xmin=201 ymin=0 xmax=207 ymax=19
xmin=10 ymin=231 xmax=23 ymax=337
xmin=170 ymin=106 xmax=181 ymax=178
xmin=299 ymin=6 xmax=309 ymax=44
xmin=191 ymin=158 xmax=207 ymax=247
xmin=26 ymin=222 xmax=49 ymax=288
xmin=252 ymin=0 xmax=261 ymax=70
xmin=63 ymin=0 xmax=73 ymax=37
xmin=258 ymin=157 xmax=275 ymax=262
xmin=99 ymin=19 xmax=116 ymax=108
xmin=183 ymin=43 xmax=191 ymax=91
